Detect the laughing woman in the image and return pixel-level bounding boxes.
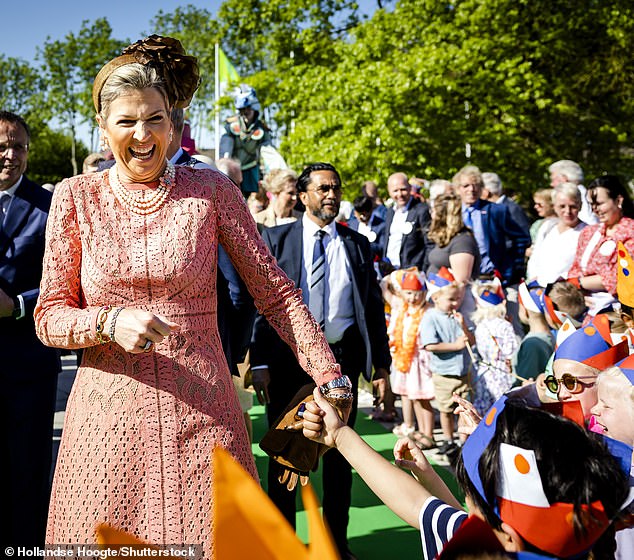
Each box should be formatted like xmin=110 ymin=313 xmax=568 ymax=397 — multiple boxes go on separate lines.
xmin=34 ymin=36 xmax=345 ymax=552
xmin=568 ymin=175 xmax=634 ymax=316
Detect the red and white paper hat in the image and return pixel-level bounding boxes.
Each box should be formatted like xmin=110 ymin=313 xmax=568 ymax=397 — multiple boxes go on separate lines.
xmin=426 ymin=266 xmax=456 ymax=298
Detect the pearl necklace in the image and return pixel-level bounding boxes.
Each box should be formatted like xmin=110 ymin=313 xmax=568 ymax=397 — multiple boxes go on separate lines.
xmin=109 ymin=161 xmax=176 ymax=215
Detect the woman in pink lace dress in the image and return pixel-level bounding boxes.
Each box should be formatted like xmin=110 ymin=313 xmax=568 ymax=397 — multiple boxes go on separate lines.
xmin=34 ymin=36 xmax=345 ymax=554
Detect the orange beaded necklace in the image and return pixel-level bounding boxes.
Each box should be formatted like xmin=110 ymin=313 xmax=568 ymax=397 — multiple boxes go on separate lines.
xmin=390 ymin=301 xmax=425 ymax=373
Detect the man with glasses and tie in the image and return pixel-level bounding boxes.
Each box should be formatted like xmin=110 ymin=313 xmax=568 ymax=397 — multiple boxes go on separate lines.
xmin=250 ymin=162 xmax=390 ymax=560
xmin=0 ymin=111 xmax=60 ymax=550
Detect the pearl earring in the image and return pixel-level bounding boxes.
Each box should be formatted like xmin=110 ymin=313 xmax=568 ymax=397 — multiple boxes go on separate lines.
xmin=100 ymin=135 xmax=109 ymax=151
xmin=169 ymin=129 xmax=174 ymax=143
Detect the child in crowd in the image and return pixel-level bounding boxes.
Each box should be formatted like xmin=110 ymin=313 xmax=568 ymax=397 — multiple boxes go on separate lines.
xmin=420 ymin=267 xmax=473 ymax=456
xmin=545 ymin=313 xmax=628 ymax=422
xmin=470 ymin=279 xmax=519 ymax=414
xmin=513 ymin=281 xmax=555 ymax=382
xmin=591 ymin=355 xmax=634 ymax=560
xmin=301 ymin=389 xmax=629 ymax=560
xmin=542 ymin=279 xmax=587 ymax=330
xmin=387 ymin=269 xmax=436 ymax=449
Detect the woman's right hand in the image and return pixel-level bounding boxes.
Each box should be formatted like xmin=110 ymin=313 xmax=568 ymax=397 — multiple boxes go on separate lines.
xmin=302 ymin=388 xmax=347 ymax=448
xmin=106 ymin=308 xmax=180 ymax=353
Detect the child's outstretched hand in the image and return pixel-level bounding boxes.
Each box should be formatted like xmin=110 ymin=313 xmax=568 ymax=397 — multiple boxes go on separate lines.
xmin=393 ymin=437 xmax=433 ymax=482
xmin=452 ymin=392 xmax=481 ymax=436
xmin=302 ymin=387 xmax=347 ymax=448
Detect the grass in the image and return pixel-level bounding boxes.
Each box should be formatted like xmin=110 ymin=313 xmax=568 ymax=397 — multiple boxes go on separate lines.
xmin=250 ymin=399 xmax=463 ymax=559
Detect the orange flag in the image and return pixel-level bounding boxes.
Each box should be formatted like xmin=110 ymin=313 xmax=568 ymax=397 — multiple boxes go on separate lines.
xmin=212 ymin=447 xmax=339 ymax=560
xmin=95 ymin=524 xmax=178 ymax=559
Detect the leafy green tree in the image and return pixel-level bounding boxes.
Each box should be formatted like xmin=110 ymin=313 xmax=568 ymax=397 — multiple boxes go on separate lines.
xmin=272 ymin=0 xmax=634 ymax=199
xmin=38 ymin=18 xmax=126 ymax=175
xmin=26 ymin=117 xmax=89 ymax=186
xmin=150 ymin=6 xmax=220 ymax=134
xmin=0 ymin=55 xmax=45 ymax=119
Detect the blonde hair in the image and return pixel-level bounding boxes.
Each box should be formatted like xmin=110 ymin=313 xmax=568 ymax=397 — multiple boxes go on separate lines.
xmin=262 ymin=168 xmax=298 ymax=195
xmin=471 ymin=281 xmax=508 ymax=323
xmin=99 ymin=63 xmax=168 ymax=120
xmin=597 ymin=366 xmax=634 ymax=405
xmin=427 ymin=193 xmax=465 ymax=247
xmin=452 ymin=164 xmax=483 ymax=188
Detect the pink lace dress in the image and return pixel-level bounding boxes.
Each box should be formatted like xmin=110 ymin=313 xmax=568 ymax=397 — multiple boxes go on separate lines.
xmin=34 ymin=167 xmax=339 ymax=554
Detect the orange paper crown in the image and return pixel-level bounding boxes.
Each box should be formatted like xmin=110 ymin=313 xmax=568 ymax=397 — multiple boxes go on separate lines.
xmin=401 ymin=270 xmax=424 ymax=291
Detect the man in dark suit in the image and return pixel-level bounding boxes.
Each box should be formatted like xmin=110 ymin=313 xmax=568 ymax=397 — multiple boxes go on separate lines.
xmin=454 ymin=165 xmax=530 ymax=286
xmin=0 ymin=111 xmax=60 ymax=549
xmin=250 ymin=162 xmax=391 ymax=560
xmin=383 ymin=172 xmax=432 ymax=272
xmin=346 ymin=194 xmax=385 ymax=260
xmin=481 ymin=171 xmax=531 ymax=234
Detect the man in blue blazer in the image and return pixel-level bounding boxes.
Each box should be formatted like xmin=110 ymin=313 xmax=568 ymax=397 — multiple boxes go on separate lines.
xmin=0 ymin=111 xmax=60 ymax=549
xmin=454 ymin=164 xmax=531 ymax=286
xmin=250 ymin=163 xmax=390 ymax=560
xmin=382 ymin=172 xmax=432 ymax=272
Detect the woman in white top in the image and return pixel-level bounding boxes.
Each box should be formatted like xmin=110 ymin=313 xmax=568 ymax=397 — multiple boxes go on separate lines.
xmin=526 ymin=182 xmax=586 ymax=285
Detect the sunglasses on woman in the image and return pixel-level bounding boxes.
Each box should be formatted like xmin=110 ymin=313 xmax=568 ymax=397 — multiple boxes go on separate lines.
xmin=544 ymin=373 xmax=596 ymax=394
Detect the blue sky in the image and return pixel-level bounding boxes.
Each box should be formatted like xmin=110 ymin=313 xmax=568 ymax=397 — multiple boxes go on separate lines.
xmin=2 ymin=0 xmax=376 ymax=149
xmin=1 ymin=0 xmax=223 ymax=63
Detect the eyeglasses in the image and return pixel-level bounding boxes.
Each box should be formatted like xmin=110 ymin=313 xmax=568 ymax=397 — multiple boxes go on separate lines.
xmin=0 ymin=142 xmax=29 ymax=156
xmin=544 ymin=373 xmax=596 ymax=394
xmin=307 ymin=184 xmax=342 ymax=196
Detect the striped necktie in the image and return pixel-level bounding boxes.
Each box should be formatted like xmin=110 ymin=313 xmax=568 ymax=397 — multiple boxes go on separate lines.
xmin=309 ymin=230 xmax=327 ymax=330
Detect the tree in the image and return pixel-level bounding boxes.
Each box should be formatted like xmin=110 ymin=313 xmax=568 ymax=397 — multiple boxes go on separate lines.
xmin=271 ymin=0 xmax=634 ymax=199
xmin=0 ymin=55 xmax=45 ymax=119
xmin=38 ymin=18 xmax=126 ymax=175
xmin=150 ymin=6 xmax=220 ymax=137
xmin=27 ymin=118 xmax=89 ymax=186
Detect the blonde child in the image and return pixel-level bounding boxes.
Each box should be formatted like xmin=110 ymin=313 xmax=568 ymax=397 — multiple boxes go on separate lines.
xmin=470 ymin=279 xmax=519 ymax=415
xmin=591 ymin=355 xmax=634 ymax=560
xmin=387 ymin=269 xmax=436 ymax=449
xmin=420 ymin=267 xmax=473 ymax=456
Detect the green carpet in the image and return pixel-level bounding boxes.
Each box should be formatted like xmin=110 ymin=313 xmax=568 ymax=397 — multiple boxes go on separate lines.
xmin=250 ymin=401 xmax=463 ymax=559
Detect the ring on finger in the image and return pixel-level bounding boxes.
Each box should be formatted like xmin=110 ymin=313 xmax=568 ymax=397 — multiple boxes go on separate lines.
xmin=141 ymin=339 xmax=154 ymax=352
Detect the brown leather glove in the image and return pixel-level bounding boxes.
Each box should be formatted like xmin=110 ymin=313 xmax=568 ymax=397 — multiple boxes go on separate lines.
xmin=259 ymin=383 xmax=353 ymax=491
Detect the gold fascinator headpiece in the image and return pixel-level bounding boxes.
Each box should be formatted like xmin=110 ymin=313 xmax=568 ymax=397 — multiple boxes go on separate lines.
xmin=92 ymin=34 xmax=200 ymax=113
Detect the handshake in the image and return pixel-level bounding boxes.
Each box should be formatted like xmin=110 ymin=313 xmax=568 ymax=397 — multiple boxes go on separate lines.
xmin=259 ymin=381 xmax=353 ymax=490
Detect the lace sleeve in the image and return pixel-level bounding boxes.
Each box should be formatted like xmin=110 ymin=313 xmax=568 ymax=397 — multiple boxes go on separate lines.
xmin=212 ymin=172 xmax=340 ymax=386
xmin=34 ymin=179 xmax=102 ymax=348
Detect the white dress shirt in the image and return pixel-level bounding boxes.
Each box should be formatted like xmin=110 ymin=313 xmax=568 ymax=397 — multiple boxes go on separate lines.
xmin=301 ymin=214 xmax=355 ymax=344
xmin=386 ymin=203 xmax=410 ymax=268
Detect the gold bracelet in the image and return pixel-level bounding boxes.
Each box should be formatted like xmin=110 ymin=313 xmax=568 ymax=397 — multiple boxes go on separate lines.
xmin=96 ymin=305 xmax=112 ymax=344
xmin=109 ymin=306 xmax=124 ymax=343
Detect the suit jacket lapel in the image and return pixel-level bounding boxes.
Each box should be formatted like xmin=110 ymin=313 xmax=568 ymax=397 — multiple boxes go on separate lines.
xmin=1 ymin=179 xmax=32 ymax=246
xmin=337 ymin=224 xmax=362 ymax=286
xmin=478 ymin=201 xmax=491 ymax=250
xmin=287 ymin=221 xmax=304 ymax=284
